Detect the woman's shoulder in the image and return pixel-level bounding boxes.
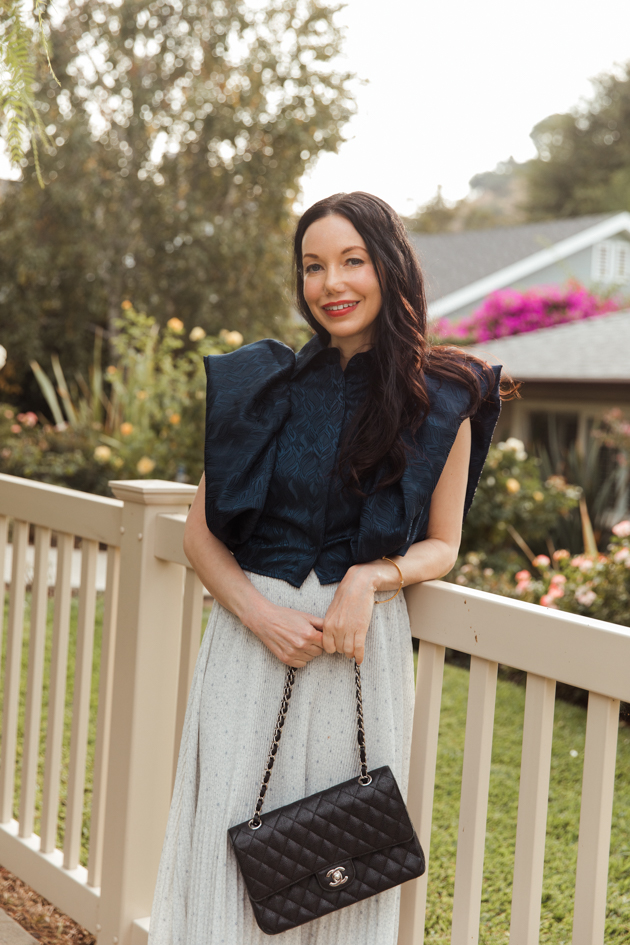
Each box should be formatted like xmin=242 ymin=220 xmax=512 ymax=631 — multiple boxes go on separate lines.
xmin=424 ymin=347 xmax=501 ymax=413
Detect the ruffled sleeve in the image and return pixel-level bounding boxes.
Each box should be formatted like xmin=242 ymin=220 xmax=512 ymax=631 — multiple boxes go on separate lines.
xmin=203 ymin=339 xmax=294 ymax=547
xmin=351 ymin=363 xmax=501 ymax=563
xmin=463 ymin=363 xmax=502 ymax=517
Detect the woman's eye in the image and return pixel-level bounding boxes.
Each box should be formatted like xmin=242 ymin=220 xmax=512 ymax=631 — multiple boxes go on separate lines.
xmin=346 ymin=257 xmax=364 ymax=267
xmin=304 ymin=263 xmax=323 ymax=273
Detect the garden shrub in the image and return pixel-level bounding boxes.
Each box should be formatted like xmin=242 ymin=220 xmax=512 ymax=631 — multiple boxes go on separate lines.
xmin=460 ymin=438 xmax=580 ymax=564
xmin=0 ymin=306 xmax=245 ymax=494
xmin=452 ymin=521 xmax=630 ymax=629
xmin=435 ymin=282 xmax=620 ymax=344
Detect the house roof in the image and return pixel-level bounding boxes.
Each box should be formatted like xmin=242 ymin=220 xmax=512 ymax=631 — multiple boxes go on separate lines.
xmin=408 ymin=212 xmax=630 ymax=318
xmin=465 ymin=308 xmax=630 ymax=382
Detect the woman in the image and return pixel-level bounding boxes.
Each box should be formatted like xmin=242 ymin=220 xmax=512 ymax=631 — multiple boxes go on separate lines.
xmin=149 ymin=192 xmax=506 ymax=944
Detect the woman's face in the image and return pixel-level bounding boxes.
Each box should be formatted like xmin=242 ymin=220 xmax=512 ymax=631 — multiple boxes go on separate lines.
xmin=301 ymin=214 xmax=382 ymax=350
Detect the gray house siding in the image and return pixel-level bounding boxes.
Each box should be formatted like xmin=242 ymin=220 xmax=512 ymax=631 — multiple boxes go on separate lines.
xmin=441 ymin=246 xmax=596 ymax=324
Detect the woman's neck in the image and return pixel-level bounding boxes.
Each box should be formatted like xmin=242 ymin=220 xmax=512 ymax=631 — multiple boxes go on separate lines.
xmin=328 ymin=330 xmax=374 ymax=370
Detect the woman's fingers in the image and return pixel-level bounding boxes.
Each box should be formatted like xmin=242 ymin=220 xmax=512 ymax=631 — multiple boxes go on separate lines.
xmin=322 ymin=612 xmax=370 ymax=662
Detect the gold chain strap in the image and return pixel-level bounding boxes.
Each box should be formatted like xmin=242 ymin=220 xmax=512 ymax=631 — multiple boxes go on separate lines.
xmin=248 ymin=660 xmax=370 ymax=830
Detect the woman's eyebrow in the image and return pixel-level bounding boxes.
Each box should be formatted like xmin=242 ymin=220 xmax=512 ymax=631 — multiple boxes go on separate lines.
xmin=302 ymin=245 xmax=366 ymax=259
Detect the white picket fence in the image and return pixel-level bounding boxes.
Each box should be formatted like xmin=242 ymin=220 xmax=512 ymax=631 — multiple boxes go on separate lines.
xmin=0 ymin=471 xmax=628 ymax=945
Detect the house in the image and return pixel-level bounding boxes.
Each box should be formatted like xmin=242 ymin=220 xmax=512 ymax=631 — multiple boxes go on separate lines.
xmin=465 ymin=308 xmax=630 ymax=456
xmin=409 ymin=212 xmax=630 ymax=322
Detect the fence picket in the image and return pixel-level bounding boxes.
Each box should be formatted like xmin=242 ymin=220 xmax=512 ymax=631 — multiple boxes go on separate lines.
xmin=19 ymin=526 xmax=52 ymax=838
xmin=510 ymin=673 xmax=556 ymax=945
xmin=41 ymin=532 xmax=74 ymax=853
xmin=571 ymin=692 xmax=620 ymax=945
xmin=172 ymin=568 xmax=204 ymax=783
xmin=451 ymin=656 xmax=498 ymax=945
xmin=0 ymin=515 xmax=7 ymax=643
xmin=0 ymin=520 xmax=29 ymax=824
xmin=397 ymin=640 xmax=446 ymax=945
xmin=88 ymin=545 xmax=120 ymax=888
xmin=64 ymin=539 xmax=99 ymax=870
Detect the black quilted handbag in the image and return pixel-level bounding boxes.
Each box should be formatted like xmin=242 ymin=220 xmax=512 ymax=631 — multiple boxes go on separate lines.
xmin=228 ymin=661 xmax=425 ymax=935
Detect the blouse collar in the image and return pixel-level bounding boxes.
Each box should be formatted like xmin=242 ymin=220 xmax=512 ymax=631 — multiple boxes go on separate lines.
xmin=293 ymin=333 xmax=374 ymax=378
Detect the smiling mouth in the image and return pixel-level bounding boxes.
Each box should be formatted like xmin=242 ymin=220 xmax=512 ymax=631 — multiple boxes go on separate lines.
xmin=322 ymin=301 xmax=359 ymax=315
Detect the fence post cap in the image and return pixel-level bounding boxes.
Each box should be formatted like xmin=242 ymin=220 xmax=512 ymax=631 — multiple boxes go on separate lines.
xmin=109 ymin=479 xmax=198 ymax=506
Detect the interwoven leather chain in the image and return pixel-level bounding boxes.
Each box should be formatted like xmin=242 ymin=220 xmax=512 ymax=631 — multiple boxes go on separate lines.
xmin=248 ymin=660 xmax=370 ymax=829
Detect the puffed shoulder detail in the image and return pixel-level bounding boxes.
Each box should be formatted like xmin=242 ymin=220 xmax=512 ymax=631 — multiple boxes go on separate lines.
xmin=351 ymin=363 xmax=501 ymax=563
xmin=203 ymin=339 xmax=295 ymax=546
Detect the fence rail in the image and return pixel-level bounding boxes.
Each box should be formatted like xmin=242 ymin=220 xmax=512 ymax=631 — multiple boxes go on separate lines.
xmin=0 ymin=472 xmax=628 ymax=945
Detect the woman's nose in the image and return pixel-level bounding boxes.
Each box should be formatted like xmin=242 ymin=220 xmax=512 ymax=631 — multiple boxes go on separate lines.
xmin=324 ymin=265 xmax=346 ymax=294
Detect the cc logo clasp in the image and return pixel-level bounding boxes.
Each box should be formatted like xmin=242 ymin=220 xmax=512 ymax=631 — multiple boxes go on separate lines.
xmin=326 ymin=866 xmax=349 ymax=888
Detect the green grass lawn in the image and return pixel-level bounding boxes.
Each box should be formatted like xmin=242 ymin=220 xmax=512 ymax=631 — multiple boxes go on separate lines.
xmin=1 ymin=597 xmax=629 ymax=940
xmin=0 ymin=593 xmax=104 ymax=865
xmin=424 ymin=662 xmax=630 ymax=943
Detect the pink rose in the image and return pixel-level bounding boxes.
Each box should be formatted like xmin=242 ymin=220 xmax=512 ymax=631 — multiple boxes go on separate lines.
xmin=10 ymin=424 xmax=21 ymax=434
xmin=571 ymin=556 xmax=594 ymax=572
xmin=575 ymin=587 xmax=596 ymax=607
xmin=612 ymin=520 xmax=630 ymax=538
xmin=547 ymin=584 xmax=565 ymax=599
xmin=515 ymin=570 xmax=531 ymax=582
xmin=553 ymin=549 xmax=570 ymax=561
xmin=540 ymin=594 xmax=558 ymax=608
xmin=17 ymin=411 xmax=38 ymax=428
xmin=614 ymin=548 xmax=630 ymax=563
xmin=532 ymin=555 xmax=550 ymax=568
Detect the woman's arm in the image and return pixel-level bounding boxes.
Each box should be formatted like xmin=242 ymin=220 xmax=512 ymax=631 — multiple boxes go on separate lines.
xmin=184 ymin=476 xmax=324 ymax=667
xmin=322 ymin=418 xmax=472 ymax=664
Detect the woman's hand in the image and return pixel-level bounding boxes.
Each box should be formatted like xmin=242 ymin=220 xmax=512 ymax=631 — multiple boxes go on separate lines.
xmin=322 ymin=564 xmax=382 ymax=665
xmin=245 ymin=600 xmax=324 ymax=668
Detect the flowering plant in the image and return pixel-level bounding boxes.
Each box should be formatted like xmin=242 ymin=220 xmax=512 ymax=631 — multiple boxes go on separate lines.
xmin=511 ymin=520 xmax=630 ymax=627
xmin=593 ymin=408 xmax=630 ymax=453
xmin=460 ymin=437 xmax=580 ymax=560
xmin=435 ymin=283 xmax=619 ymax=344
xmin=451 ymin=521 xmax=630 ymax=628
xmin=0 ymin=306 xmax=244 ymax=494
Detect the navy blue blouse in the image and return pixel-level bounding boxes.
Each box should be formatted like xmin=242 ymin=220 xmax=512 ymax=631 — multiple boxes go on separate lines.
xmin=204 ymin=333 xmax=501 ymax=587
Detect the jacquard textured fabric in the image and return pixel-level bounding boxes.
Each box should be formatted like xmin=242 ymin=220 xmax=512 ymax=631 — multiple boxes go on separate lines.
xmin=204 ymin=333 xmax=501 ymax=586
xmin=229 ymin=765 xmax=425 ymax=935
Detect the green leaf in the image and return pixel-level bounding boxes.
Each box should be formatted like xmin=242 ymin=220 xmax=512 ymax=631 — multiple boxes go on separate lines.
xmin=29 ymin=359 xmax=65 ymax=426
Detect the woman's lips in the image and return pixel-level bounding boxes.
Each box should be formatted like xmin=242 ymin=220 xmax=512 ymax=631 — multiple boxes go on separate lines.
xmin=321 ymin=300 xmax=359 ymax=317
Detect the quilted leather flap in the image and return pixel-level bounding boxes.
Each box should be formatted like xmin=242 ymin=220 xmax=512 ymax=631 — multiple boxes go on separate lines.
xmin=228 ymin=766 xmax=414 ymax=901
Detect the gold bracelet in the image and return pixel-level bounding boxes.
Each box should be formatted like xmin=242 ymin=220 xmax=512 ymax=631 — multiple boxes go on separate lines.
xmin=374 ymin=556 xmax=404 ymax=604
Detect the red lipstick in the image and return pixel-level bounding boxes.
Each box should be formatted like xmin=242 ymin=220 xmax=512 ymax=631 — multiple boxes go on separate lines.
xmin=322 ymin=300 xmax=359 ymax=317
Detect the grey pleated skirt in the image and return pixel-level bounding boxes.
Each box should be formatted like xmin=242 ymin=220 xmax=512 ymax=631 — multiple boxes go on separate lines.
xmin=148 ymin=570 xmax=415 ymax=945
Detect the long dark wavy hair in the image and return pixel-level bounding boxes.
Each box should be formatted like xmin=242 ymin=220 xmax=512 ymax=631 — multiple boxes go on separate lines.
xmin=293 ymin=191 xmax=517 ymax=493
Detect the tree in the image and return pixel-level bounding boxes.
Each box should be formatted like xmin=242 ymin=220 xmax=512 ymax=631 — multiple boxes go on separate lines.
xmin=0 ymin=0 xmax=58 ymax=182
xmin=525 ymin=62 xmax=630 ymax=219
xmin=405 ymin=162 xmax=527 ymax=235
xmin=0 ymin=0 xmax=353 ymax=404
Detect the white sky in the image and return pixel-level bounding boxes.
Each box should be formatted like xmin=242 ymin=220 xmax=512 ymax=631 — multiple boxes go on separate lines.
xmin=3 ymin=0 xmax=630 ymax=215
xmin=299 ymin=0 xmax=630 ymax=215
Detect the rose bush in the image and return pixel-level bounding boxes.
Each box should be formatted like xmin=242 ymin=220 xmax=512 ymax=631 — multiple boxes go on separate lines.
xmin=452 ymin=521 xmax=630 ymax=628
xmin=460 ymin=437 xmax=580 ymax=562
xmin=0 ymin=305 xmax=245 ymax=494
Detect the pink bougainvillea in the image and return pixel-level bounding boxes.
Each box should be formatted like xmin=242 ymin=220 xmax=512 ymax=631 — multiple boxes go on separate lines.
xmin=436 ymin=283 xmax=620 ymax=344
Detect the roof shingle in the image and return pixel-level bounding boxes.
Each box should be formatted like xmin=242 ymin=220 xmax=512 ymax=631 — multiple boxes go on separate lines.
xmin=465 ymin=308 xmax=630 ymax=381
xmin=409 ymin=214 xmax=613 ymax=302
